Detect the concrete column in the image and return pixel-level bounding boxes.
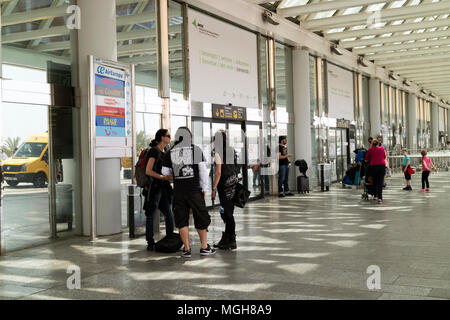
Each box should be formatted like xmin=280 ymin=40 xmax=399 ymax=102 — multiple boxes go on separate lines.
xmin=0 ymin=13 xmax=3 ymax=255
xmin=407 ymin=94 xmax=418 ymax=151
xmin=447 ymin=108 xmax=450 ymax=145
xmin=292 ymin=49 xmax=312 ymax=180
xmin=369 ymin=79 xmax=381 ymax=138
xmin=431 ymin=102 xmax=439 ymax=149
xmin=76 ymin=0 xmax=121 ymax=236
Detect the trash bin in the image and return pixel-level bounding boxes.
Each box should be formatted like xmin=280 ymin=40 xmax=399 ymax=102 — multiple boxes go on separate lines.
xmin=318 ymin=163 xmax=331 ymax=192
xmin=128 ymin=184 xmax=150 ymax=238
xmin=55 ymin=183 xmax=73 ymax=230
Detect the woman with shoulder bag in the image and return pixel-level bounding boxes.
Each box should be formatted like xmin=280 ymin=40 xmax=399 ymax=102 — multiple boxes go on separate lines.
xmin=144 ymin=129 xmax=175 ymax=251
xmin=211 ymin=130 xmax=239 ymax=250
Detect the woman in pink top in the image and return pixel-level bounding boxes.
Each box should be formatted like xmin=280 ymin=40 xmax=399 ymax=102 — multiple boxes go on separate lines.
xmin=365 ymin=140 xmax=387 ymax=204
xmin=420 ymin=150 xmax=437 ymax=192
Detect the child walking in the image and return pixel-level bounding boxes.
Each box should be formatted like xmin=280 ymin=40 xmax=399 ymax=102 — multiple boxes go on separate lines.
xmin=419 ymin=150 xmax=437 ymax=192
xmin=402 ymin=148 xmax=412 ymax=191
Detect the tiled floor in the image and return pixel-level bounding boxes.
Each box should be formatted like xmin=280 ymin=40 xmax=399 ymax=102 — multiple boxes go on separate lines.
xmin=1 ymin=172 xmax=450 ymax=300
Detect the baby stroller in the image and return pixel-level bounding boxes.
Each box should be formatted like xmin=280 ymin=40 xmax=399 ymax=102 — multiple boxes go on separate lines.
xmin=361 ymin=161 xmax=372 ymax=200
xmin=342 ymin=148 xmax=366 ymax=187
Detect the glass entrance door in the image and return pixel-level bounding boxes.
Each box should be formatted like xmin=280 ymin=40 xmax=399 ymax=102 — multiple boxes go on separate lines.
xmin=191 ymin=118 xmax=263 ymax=208
xmin=330 ymin=128 xmax=350 ymax=182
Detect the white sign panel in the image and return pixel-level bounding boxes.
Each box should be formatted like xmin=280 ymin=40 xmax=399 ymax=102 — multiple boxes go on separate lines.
xmin=327 ymin=63 xmax=354 ymax=121
xmin=188 ymin=9 xmax=258 ymax=108
xmin=91 ymin=57 xmax=134 ymax=158
xmin=439 ymin=107 xmax=445 ymax=131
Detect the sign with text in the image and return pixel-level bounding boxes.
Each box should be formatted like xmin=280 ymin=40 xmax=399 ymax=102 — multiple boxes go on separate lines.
xmin=91 ymin=57 xmax=134 ymax=158
xmin=327 ymin=63 xmax=355 ymax=121
xmin=188 ymin=9 xmax=258 ymax=108
xmin=212 ymin=104 xmax=247 ymax=121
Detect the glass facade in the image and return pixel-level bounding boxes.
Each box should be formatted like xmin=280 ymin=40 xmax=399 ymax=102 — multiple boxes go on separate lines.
xmin=1 ymin=0 xmax=80 ymax=252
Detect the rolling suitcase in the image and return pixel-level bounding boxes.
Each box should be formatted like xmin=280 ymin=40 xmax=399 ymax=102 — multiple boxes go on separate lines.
xmin=297 ymin=175 xmax=310 ymax=194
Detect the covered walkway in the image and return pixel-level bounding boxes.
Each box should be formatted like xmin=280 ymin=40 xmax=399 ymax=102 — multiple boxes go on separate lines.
xmin=0 ymin=172 xmax=450 ymax=300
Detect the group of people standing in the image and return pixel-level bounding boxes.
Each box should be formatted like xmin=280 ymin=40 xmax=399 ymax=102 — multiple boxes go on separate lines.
xmin=143 ymin=127 xmax=239 ymax=258
xmin=365 ymin=135 xmax=439 ymax=204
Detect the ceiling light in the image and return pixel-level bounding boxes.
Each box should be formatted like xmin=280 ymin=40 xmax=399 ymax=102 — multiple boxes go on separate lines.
xmin=420 ymin=88 xmax=427 ymax=94
xmin=403 ymin=80 xmax=411 ymax=87
xmin=389 ymin=73 xmax=398 ymax=81
xmin=262 ymin=11 xmax=279 ymax=26
xmin=357 ymin=56 xmax=368 ymax=67
xmin=331 ymin=44 xmax=343 ymax=56
xmin=429 ymin=92 xmax=436 ymax=98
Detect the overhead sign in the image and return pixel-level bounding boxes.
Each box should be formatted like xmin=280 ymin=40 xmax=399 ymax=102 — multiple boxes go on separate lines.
xmin=188 ymin=9 xmax=258 ymax=108
xmin=212 ymin=104 xmax=247 ymax=121
xmin=336 ymin=119 xmax=350 ymax=129
xmin=90 ymin=57 xmax=134 ymax=158
xmin=327 ymin=63 xmax=355 ymax=121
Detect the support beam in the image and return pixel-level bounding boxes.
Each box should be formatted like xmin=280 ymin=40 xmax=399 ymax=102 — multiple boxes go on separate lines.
xmin=2 ymin=26 xmax=69 ymax=44
xmin=302 ymin=2 xmax=450 ymax=31
xmin=117 ymin=39 xmax=181 ymax=56
xmin=1 ymin=5 xmax=69 ymax=26
xmin=354 ymin=39 xmax=450 ymax=55
xmin=325 ymin=18 xmax=450 ymax=41
xmin=341 ymin=29 xmax=450 ymax=48
xmin=365 ymin=46 xmax=450 ymax=61
xmin=379 ymin=53 xmax=450 ymax=65
xmin=278 ymin=0 xmax=384 ymax=17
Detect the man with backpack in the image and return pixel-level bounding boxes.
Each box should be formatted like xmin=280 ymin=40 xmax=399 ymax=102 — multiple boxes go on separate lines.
xmin=162 ymin=127 xmax=215 ymax=258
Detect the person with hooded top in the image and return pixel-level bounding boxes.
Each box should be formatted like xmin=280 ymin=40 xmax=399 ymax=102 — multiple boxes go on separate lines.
xmin=161 ymin=127 xmax=215 ymax=258
xmin=144 ymin=129 xmax=175 ymax=251
xmin=211 ymin=130 xmax=239 ymax=250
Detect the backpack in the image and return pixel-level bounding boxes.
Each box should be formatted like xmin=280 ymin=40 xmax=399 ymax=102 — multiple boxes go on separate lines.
xmin=135 ymin=148 xmax=152 ymax=188
xmin=295 ymin=159 xmax=308 ymax=176
xmin=154 ymin=233 xmax=183 ymax=253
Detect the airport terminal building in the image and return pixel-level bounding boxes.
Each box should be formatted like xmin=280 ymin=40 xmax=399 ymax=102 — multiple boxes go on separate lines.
xmin=0 ymin=0 xmax=450 ymax=256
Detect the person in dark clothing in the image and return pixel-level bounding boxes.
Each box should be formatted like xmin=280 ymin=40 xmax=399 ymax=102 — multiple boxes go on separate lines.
xmin=211 ymin=130 xmax=239 ymax=250
xmin=162 ymin=127 xmax=215 ymax=258
xmin=365 ymin=140 xmax=387 ymax=204
xmin=278 ymin=136 xmax=294 ymax=197
xmin=144 ymin=129 xmax=175 ymax=251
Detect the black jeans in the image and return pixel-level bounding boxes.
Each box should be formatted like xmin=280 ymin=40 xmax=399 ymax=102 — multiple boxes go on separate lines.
xmin=218 ymin=187 xmax=236 ymax=235
xmin=371 ymin=165 xmax=386 ymax=200
xmin=422 ymin=171 xmax=430 ymax=189
xmin=145 ymin=185 xmax=174 ymax=244
xmin=218 ymin=175 xmax=237 ymax=235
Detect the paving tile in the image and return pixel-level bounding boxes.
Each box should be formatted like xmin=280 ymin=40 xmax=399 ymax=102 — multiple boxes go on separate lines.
xmin=0 ymin=284 xmax=46 ymax=299
xmin=428 ymin=288 xmax=450 ymax=299
xmin=377 ymin=293 xmax=445 ymax=300
xmin=394 ymin=276 xmax=450 ymax=290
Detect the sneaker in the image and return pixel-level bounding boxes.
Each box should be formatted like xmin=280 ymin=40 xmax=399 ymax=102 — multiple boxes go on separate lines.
xmin=200 ymin=244 xmax=216 ymax=256
xmin=426 ymin=188 xmax=430 ymax=192
xmin=419 ymin=189 xmax=425 ymax=193
xmin=181 ymin=248 xmax=191 ymax=258
xmin=377 ymin=199 xmax=383 ymax=204
xmin=285 ymin=192 xmax=295 ymax=196
xmin=278 ymin=193 xmax=285 ymax=198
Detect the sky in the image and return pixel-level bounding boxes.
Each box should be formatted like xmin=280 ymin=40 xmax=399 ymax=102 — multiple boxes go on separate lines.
xmin=0 ymin=65 xmax=49 ymax=152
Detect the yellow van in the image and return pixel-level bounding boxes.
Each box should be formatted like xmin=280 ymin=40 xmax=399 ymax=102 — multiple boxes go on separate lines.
xmin=1 ymin=133 xmax=49 ymax=188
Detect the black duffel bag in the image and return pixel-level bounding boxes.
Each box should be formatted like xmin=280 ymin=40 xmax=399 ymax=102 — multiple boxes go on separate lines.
xmin=234 ymin=183 xmax=251 ymax=208
xmin=154 ymin=233 xmax=183 ymax=253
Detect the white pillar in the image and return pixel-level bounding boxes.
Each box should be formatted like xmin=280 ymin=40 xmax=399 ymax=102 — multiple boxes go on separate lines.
xmin=369 ymin=79 xmax=381 ymax=138
xmin=292 ymin=50 xmax=312 ymax=183
xmin=407 ymin=94 xmax=418 ymax=151
xmin=431 ymin=102 xmax=439 ymax=149
xmin=76 ymin=0 xmax=121 ymax=236
xmin=0 ymin=13 xmax=4 ymax=255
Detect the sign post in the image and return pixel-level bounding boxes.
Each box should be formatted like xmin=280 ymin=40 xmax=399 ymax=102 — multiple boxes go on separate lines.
xmin=88 ymin=56 xmax=135 ymax=239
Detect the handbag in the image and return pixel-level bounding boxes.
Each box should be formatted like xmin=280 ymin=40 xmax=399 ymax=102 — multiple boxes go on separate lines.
xmin=407 ymin=166 xmax=415 ymax=175
xmin=234 ymin=182 xmax=251 ymax=208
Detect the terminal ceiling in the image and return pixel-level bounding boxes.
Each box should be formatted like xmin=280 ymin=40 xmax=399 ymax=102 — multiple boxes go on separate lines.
xmin=1 ymin=0 xmax=449 ymax=102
